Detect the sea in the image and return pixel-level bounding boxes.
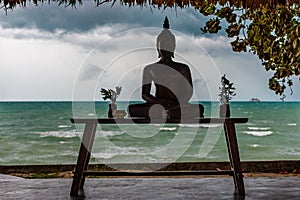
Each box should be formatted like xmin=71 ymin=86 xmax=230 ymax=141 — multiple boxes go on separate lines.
xmin=0 ymin=101 xmax=299 ymax=166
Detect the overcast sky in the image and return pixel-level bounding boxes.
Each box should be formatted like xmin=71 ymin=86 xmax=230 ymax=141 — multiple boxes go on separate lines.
xmin=0 ymin=2 xmax=299 ymax=101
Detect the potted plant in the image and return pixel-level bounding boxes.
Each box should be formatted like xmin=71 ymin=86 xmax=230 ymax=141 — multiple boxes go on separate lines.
xmin=100 ymin=86 xmax=122 ymax=118
xmin=218 ymin=74 xmax=236 ymax=118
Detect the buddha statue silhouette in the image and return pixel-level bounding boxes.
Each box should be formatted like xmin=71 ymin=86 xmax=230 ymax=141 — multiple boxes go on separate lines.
xmin=128 ymin=17 xmax=204 ymax=119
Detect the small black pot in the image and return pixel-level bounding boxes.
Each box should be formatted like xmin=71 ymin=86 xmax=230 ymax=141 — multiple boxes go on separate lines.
xmin=219 ymin=104 xmax=230 ymax=118
xmin=108 ymin=103 xmax=117 ymax=118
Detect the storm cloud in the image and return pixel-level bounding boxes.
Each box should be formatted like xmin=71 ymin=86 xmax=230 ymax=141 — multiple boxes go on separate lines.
xmin=2 ymin=2 xmax=207 ymax=34
xmin=1 ymin=3 xmax=299 ymax=101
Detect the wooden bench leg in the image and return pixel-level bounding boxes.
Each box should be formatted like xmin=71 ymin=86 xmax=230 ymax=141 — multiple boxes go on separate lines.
xmin=70 ymin=121 xmax=97 ymax=196
xmin=224 ymin=122 xmax=245 ymax=196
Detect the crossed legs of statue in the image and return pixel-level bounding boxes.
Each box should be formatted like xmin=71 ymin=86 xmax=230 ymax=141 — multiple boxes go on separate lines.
xmin=128 ymin=103 xmax=204 ymax=119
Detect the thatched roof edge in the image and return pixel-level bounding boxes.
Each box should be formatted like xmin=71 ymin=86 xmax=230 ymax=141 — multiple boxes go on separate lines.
xmin=1 ymin=0 xmax=299 ymax=11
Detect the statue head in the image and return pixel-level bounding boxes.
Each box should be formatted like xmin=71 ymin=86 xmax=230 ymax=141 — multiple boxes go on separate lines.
xmin=156 ymin=17 xmax=176 ymax=58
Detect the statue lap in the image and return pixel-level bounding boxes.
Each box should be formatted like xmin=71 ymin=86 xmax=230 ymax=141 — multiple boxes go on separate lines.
xmin=128 ymin=103 xmax=204 ymax=118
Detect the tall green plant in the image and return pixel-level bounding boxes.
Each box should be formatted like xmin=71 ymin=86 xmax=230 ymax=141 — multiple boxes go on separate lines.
xmin=219 ymin=74 xmax=236 ymax=105
xmin=100 ymin=86 xmax=122 ymax=104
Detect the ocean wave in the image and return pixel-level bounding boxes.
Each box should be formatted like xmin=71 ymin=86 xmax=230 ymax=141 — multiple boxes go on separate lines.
xmin=178 ymin=124 xmax=201 ymax=128
xmin=58 ymin=125 xmax=72 ymax=128
xmin=243 ymin=131 xmax=273 ymax=137
xmin=92 ymin=152 xmax=117 ymax=159
xmin=247 ymin=127 xmax=271 ymax=131
xmin=199 ymin=124 xmax=222 ymax=128
xmin=92 ymin=147 xmax=144 ymax=160
xmin=276 ymin=147 xmax=300 ymax=156
xmin=153 ymin=124 xmax=162 ymax=127
xmin=39 ymin=131 xmax=79 ymax=138
xmin=255 ymin=120 xmax=274 ymax=124
xmin=58 ymin=141 xmax=73 ymax=144
xmin=287 ymin=123 xmax=297 ymax=126
xmin=159 ymin=127 xmax=177 ymax=131
xmin=178 ymin=124 xmax=221 ymax=128
xmin=97 ymin=130 xmax=125 ymax=137
xmin=250 ymin=144 xmax=261 ymax=148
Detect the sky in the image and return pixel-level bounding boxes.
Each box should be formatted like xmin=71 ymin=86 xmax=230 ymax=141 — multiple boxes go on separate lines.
xmin=0 ymin=1 xmax=299 ymax=102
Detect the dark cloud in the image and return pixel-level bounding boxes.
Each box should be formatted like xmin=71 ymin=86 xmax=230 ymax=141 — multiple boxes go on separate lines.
xmin=1 ymin=1 xmax=211 ymax=36
xmin=79 ymin=64 xmax=103 ymax=81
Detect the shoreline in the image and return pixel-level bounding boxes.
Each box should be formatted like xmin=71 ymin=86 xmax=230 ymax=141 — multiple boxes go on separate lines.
xmin=5 ymin=172 xmax=300 ymax=179
xmin=1 ymin=160 xmax=299 ymax=179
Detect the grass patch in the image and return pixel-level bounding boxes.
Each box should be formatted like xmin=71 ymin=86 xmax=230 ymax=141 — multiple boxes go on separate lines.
xmin=27 ymin=173 xmax=60 ymax=179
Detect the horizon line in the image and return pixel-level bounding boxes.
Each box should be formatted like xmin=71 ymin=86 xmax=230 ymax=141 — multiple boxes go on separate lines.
xmin=0 ymin=100 xmax=299 ymax=103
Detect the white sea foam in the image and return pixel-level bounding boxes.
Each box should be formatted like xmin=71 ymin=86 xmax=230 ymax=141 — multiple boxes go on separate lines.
xmin=178 ymin=124 xmax=201 ymax=128
xmin=58 ymin=125 xmax=72 ymax=128
xmin=88 ymin=113 xmax=96 ymax=116
xmin=153 ymin=124 xmax=162 ymax=127
xmin=243 ymin=131 xmax=273 ymax=137
xmin=92 ymin=147 xmax=142 ymax=160
xmin=178 ymin=124 xmax=221 ymax=128
xmin=248 ymin=127 xmax=271 ymax=131
xmin=92 ymin=152 xmax=117 ymax=159
xmin=199 ymin=124 xmax=222 ymax=128
xmin=39 ymin=131 xmax=79 ymax=138
xmin=159 ymin=127 xmax=177 ymax=131
xmin=276 ymin=147 xmax=300 ymax=156
xmin=287 ymin=123 xmax=297 ymax=126
xmin=58 ymin=141 xmax=73 ymax=144
xmin=256 ymin=120 xmax=274 ymax=124
xmin=97 ymin=131 xmax=125 ymax=137
xmin=250 ymin=144 xmax=261 ymax=148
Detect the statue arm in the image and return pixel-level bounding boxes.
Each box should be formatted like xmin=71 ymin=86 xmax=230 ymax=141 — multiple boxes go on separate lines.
xmin=142 ymin=67 xmax=156 ymax=103
xmin=181 ymin=66 xmax=193 ymax=103
xmin=142 ymin=83 xmax=156 ymax=103
xmin=142 ymin=66 xmax=175 ymax=105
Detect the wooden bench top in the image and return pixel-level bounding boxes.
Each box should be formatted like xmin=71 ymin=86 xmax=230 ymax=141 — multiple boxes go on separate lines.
xmin=70 ymin=118 xmax=248 ymax=124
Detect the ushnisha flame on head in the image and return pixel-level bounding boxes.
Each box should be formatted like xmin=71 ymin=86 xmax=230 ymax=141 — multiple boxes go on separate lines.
xmin=156 ymin=17 xmax=176 ymax=58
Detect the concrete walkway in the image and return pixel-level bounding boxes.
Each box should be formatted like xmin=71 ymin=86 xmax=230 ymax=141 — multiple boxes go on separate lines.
xmin=0 ymin=175 xmax=299 ymax=200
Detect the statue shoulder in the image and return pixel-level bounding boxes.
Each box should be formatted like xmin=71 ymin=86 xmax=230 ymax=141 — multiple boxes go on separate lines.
xmin=172 ymin=62 xmax=190 ymax=71
xmin=144 ymin=62 xmax=161 ymax=71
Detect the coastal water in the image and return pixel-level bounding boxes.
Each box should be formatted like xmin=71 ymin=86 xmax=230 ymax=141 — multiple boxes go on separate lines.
xmin=0 ymin=101 xmax=299 ymax=165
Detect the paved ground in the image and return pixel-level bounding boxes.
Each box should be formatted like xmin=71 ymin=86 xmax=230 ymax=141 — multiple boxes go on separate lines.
xmin=0 ymin=175 xmax=299 ymax=200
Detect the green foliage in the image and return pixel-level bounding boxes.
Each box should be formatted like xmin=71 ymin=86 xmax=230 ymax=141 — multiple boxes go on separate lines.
xmin=219 ymin=74 xmax=236 ymax=105
xmin=198 ymin=2 xmax=216 ymax=16
xmin=29 ymin=173 xmax=59 ymax=179
xmin=201 ymin=18 xmax=221 ymax=34
xmin=246 ymin=5 xmax=299 ymax=95
xmin=200 ymin=3 xmax=300 ymax=96
xmin=100 ymin=86 xmax=122 ymax=103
